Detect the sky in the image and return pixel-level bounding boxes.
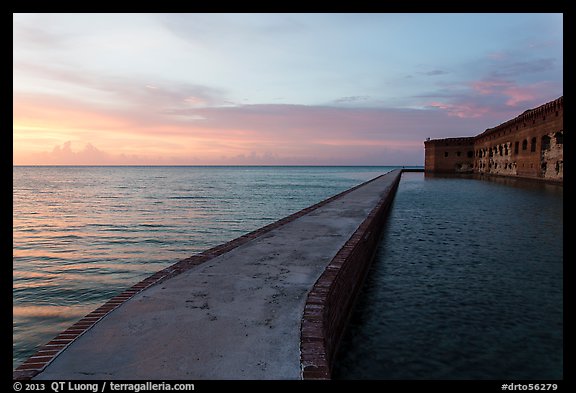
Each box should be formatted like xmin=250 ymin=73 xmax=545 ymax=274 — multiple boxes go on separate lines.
xmin=13 ymin=13 xmax=563 ymax=166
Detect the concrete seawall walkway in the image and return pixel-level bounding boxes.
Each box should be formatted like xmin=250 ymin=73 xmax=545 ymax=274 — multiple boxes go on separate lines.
xmin=21 ymin=170 xmax=402 ymax=380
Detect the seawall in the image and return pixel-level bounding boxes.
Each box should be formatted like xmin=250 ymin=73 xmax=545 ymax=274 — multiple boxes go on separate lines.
xmin=300 ymin=170 xmax=401 ymax=379
xmin=14 ymin=169 xmax=408 ymax=380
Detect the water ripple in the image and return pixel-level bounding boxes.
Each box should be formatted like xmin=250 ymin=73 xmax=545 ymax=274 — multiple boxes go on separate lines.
xmin=13 ymin=165 xmax=400 ymax=369
xmin=333 ymin=172 xmax=563 ymax=380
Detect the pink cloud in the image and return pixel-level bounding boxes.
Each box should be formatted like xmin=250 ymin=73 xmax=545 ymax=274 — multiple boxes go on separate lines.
xmin=501 ymin=86 xmax=537 ymax=106
xmin=52 ymin=141 xmax=110 ymax=163
xmin=471 ymin=80 xmax=513 ymax=95
xmin=425 ymin=76 xmax=560 ymax=122
xmin=18 ymin=140 xmax=193 ymax=166
xmin=14 ymin=61 xmax=229 ymax=113
xmin=471 ymin=79 xmax=548 ymax=107
xmin=16 ymin=93 xmax=496 ymax=166
xmin=427 ymin=101 xmax=490 ymax=119
xmin=16 ymin=83 xmax=557 ymax=166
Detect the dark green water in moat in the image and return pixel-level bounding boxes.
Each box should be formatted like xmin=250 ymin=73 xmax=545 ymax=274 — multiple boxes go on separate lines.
xmin=334 ymin=172 xmax=563 ymax=380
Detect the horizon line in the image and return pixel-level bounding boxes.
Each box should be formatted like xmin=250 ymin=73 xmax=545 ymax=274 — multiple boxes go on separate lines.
xmin=13 ymin=164 xmax=424 ymax=168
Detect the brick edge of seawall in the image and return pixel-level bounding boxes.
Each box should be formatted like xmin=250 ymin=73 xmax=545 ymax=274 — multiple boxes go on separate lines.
xmin=13 ymin=170 xmax=400 ymax=381
xmin=300 ymin=169 xmax=405 ymax=380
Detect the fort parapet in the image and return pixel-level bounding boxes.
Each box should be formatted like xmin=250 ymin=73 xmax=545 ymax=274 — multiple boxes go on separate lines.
xmin=424 ymin=96 xmax=563 ymax=182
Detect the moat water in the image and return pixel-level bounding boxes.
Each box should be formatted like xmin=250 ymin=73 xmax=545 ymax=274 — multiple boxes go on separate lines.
xmin=334 ymin=172 xmax=563 ymax=379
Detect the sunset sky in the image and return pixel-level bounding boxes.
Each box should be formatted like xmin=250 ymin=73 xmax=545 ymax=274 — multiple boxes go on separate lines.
xmin=13 ymin=13 xmax=563 ymax=166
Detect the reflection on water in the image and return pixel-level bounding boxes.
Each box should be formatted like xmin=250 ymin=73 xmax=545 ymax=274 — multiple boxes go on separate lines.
xmin=333 ymin=172 xmax=563 ymax=380
xmin=13 ymin=165 xmax=404 ymax=369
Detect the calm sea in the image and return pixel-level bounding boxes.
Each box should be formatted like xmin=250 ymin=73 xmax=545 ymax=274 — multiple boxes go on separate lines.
xmin=13 ymin=165 xmax=401 ymax=369
xmin=333 ymin=172 xmax=563 ymax=380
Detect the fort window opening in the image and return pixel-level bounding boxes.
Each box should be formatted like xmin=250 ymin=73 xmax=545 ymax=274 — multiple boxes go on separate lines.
xmin=542 ymin=135 xmax=551 ymax=150
xmin=555 ymin=131 xmax=563 ymax=144
xmin=423 ymin=97 xmax=561 ymax=180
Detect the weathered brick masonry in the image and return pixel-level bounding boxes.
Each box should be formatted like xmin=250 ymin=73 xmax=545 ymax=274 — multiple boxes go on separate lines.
xmin=14 ymin=171 xmax=404 ymax=381
xmin=424 ymin=96 xmax=563 ymax=182
xmin=300 ymin=170 xmax=402 ymax=379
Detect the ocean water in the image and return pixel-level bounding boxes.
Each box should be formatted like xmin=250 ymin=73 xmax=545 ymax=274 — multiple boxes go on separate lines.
xmin=333 ymin=172 xmax=563 ymax=380
xmin=13 ymin=165 xmax=401 ymax=369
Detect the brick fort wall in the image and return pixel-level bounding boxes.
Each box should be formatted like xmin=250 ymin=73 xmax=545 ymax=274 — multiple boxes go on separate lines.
xmin=424 ymin=96 xmax=563 ymax=182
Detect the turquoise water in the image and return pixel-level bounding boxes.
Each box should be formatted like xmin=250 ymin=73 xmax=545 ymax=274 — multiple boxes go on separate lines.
xmin=13 ymin=166 xmax=401 ymax=369
xmin=333 ymin=172 xmax=563 ymax=380
xmin=14 ymin=167 xmax=562 ymax=378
